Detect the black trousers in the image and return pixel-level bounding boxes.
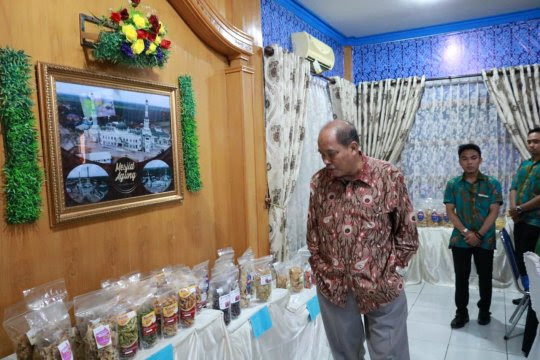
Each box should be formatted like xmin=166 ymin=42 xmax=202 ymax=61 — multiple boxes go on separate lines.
xmin=513 ymin=221 xmax=540 ymax=276
xmin=451 ymin=246 xmax=494 ymax=316
xmin=514 ymin=222 xmax=540 ymax=356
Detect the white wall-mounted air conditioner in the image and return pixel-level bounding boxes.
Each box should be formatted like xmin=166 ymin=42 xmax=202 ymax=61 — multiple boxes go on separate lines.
xmin=291 ymin=32 xmax=335 ymax=74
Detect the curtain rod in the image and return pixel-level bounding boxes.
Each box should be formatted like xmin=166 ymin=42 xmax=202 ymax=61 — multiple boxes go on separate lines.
xmin=427 ymin=73 xmax=481 ymax=82
xmin=427 ymin=67 xmax=530 ymax=82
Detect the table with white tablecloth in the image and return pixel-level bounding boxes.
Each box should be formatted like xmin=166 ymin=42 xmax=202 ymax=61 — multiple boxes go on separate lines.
xmin=406 ymin=227 xmax=513 ymax=287
xmin=2 ymin=288 xmax=329 ymax=360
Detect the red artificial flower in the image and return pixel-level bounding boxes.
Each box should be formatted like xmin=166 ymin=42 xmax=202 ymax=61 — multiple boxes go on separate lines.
xmin=130 ymin=0 xmax=141 ymax=7
xmin=148 ymin=14 xmax=160 ymax=33
xmin=136 ymin=30 xmax=148 ymax=39
xmin=110 ymin=12 xmax=122 ymax=23
xmin=120 ymin=9 xmax=129 ymax=21
xmin=160 ymin=39 xmax=171 ymax=49
xmin=147 ymin=32 xmax=157 ymax=42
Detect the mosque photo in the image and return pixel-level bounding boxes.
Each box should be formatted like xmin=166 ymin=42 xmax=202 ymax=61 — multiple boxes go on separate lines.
xmin=56 ymin=81 xmax=172 ymax=164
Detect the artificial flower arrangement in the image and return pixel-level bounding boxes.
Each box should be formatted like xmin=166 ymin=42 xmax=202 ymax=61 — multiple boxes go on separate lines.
xmin=92 ymin=0 xmax=171 ymax=68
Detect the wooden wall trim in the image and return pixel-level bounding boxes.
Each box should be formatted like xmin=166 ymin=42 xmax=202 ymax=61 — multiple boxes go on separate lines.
xmin=168 ymin=0 xmax=254 ymax=60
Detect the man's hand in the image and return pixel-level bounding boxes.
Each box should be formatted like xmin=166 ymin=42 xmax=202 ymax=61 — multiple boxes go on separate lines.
xmin=464 ymin=232 xmax=482 ymax=247
xmin=508 ymin=207 xmax=522 ymax=223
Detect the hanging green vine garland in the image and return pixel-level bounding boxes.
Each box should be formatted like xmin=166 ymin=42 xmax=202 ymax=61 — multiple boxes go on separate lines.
xmin=0 ymin=48 xmax=43 ymax=224
xmin=178 ymin=75 xmax=202 ymax=192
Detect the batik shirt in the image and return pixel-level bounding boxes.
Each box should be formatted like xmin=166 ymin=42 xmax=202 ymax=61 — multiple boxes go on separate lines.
xmin=307 ymin=155 xmax=419 ymax=314
xmin=511 ymin=159 xmax=540 ymax=228
xmin=444 ymin=173 xmax=503 ymax=250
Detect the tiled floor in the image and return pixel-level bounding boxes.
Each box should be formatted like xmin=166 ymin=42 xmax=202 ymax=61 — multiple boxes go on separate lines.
xmin=328 ymin=282 xmax=530 ymax=359
xmin=405 ymin=282 xmax=528 ymax=360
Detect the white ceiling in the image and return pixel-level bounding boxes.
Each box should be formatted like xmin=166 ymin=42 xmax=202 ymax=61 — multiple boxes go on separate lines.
xmin=295 ymin=0 xmax=540 ymax=38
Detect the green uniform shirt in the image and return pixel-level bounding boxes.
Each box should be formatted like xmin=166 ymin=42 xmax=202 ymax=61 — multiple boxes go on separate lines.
xmin=444 ymin=173 xmax=503 ymax=250
xmin=510 ymin=159 xmax=540 ymax=228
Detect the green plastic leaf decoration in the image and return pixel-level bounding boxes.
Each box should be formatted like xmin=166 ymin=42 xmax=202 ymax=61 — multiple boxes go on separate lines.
xmin=0 ymin=48 xmax=43 ymax=224
xmin=178 ymin=76 xmax=202 ymax=192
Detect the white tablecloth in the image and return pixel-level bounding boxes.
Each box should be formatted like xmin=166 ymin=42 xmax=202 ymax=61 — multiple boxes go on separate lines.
xmin=406 ymin=227 xmax=512 ymax=287
xmin=227 ymin=287 xmax=330 ymax=360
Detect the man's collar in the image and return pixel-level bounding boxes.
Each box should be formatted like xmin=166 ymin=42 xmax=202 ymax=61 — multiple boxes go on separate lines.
xmin=348 ymin=153 xmax=374 ymax=187
xmin=460 ymin=171 xmax=486 ymax=182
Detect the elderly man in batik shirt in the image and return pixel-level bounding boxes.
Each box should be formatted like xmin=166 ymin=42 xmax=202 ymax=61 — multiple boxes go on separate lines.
xmin=307 ymin=120 xmax=419 ymax=360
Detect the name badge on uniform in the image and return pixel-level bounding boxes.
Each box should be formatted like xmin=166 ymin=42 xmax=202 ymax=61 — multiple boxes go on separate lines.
xmin=478 ymin=193 xmax=489 ymax=198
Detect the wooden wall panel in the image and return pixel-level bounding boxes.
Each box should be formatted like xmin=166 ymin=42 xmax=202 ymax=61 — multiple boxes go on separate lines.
xmin=0 ymin=0 xmax=267 ymax=356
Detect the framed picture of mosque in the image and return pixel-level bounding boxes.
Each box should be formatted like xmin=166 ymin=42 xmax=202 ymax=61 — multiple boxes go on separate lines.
xmin=36 ymin=62 xmax=184 ymax=226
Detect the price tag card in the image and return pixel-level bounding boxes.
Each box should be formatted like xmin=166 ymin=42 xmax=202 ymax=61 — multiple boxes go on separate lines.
xmin=146 ymin=344 xmax=174 ymax=360
xmin=306 ymin=295 xmax=320 ymax=321
xmin=249 ymin=306 xmax=272 ymax=338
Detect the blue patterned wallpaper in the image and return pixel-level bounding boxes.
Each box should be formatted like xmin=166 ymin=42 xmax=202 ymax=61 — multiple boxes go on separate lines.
xmin=260 ymin=0 xmax=344 ymax=78
xmin=353 ymin=18 xmax=540 ymax=82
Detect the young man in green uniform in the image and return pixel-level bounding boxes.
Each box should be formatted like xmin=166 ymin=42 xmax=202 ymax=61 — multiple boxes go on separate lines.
xmin=508 ymin=127 xmax=540 ymax=355
xmin=444 ymin=144 xmax=502 ymax=328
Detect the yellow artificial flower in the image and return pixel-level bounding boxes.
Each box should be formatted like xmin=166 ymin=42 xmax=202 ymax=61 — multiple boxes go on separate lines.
xmin=154 ymin=36 xmax=161 ymax=45
xmin=132 ymin=14 xmax=147 ymax=29
xmin=131 ymin=39 xmax=145 ymax=55
xmin=146 ymin=43 xmax=157 ymax=55
xmin=159 ymin=21 xmax=166 ymax=35
xmin=121 ymin=24 xmax=137 ymax=43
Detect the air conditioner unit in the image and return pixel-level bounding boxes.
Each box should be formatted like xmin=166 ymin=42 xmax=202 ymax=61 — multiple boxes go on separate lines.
xmin=291 ymin=32 xmax=335 ymax=74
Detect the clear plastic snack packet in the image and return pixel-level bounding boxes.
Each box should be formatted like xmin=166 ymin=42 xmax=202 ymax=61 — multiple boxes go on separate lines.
xmin=273 ymin=261 xmax=290 ymax=290
xmin=208 ymin=270 xmax=231 ymax=325
xmin=26 ymin=302 xmax=73 ymax=360
xmin=3 ymin=301 xmax=34 ymax=360
xmin=237 ymin=249 xmax=254 ymax=308
xmin=252 ymin=255 xmax=274 ymax=302
xmin=23 ymin=279 xmax=68 ymax=311
xmin=288 ymin=255 xmax=304 ymax=293
xmin=192 ymin=260 xmax=210 ymax=312
xmin=74 ymin=288 xmax=119 ymax=360
xmin=176 ymin=268 xmax=198 ymax=328
xmin=298 ymin=249 xmax=314 ymax=289
xmin=113 ymin=285 xmax=139 ymax=359
xmin=135 ymin=282 xmax=159 ymax=349
xmin=155 ymin=286 xmax=178 ymax=338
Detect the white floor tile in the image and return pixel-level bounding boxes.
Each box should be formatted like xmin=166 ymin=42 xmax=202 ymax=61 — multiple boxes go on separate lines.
xmin=505 ymin=325 xmax=527 ymax=355
xmin=445 ymin=346 xmax=507 ymax=360
xmin=406 ymin=291 xmax=420 ymax=311
xmin=405 ymin=282 xmax=425 ymax=293
xmin=407 ymin=320 xmax=452 ymax=344
xmin=408 ymin=305 xmax=455 ymax=326
xmin=409 ymin=339 xmax=448 ymax=360
xmin=421 ymin=283 xmax=454 ymax=296
xmin=449 ymin=322 xmax=508 ymax=353
xmin=414 ymin=293 xmax=454 ymax=310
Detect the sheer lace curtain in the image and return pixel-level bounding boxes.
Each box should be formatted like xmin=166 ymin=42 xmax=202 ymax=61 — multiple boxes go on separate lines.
xmin=398 ymin=76 xmax=522 ymax=210
xmin=264 ymin=45 xmax=310 ymax=261
xmin=483 ymin=64 xmax=540 ymax=158
xmin=285 ymin=77 xmax=330 ymax=255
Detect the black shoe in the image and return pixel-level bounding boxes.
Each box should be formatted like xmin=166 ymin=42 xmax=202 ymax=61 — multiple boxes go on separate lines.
xmin=450 ymin=314 xmax=469 ymax=329
xmin=512 ymin=297 xmax=523 ymax=305
xmin=478 ymin=311 xmax=491 ymax=325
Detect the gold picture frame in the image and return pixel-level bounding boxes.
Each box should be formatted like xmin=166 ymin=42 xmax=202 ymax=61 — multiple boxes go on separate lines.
xmin=37 ymin=62 xmax=184 ymax=226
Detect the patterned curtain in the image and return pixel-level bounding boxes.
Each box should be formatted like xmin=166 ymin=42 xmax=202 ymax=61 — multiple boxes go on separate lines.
xmin=398 ymin=76 xmax=522 ymax=210
xmin=357 ymin=76 xmax=425 ymax=162
xmin=264 ymin=45 xmax=310 ymax=261
xmin=483 ymin=64 xmax=540 ymax=159
xmin=328 ymin=77 xmax=358 ymax=123
xmin=285 ymin=77 xmax=330 ymax=256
